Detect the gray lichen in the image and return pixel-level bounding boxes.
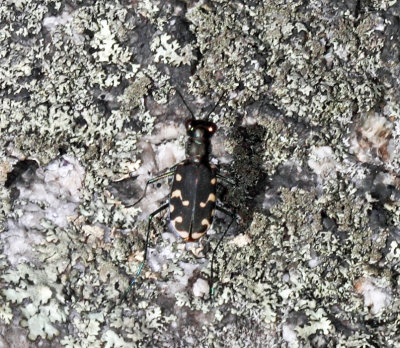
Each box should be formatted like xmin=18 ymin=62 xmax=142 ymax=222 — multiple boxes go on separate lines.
xmin=1 ymin=0 xmax=400 ymax=347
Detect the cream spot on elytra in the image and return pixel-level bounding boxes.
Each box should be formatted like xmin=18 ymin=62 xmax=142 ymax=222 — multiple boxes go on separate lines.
xmin=199 ymin=193 xmax=216 ymax=207
xmin=171 ymin=190 xmax=183 ymax=200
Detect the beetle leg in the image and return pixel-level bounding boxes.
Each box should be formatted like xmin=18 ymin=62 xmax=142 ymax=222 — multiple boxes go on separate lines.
xmin=125 ymin=169 xmax=176 ymax=207
xmin=209 ymin=204 xmax=235 ymax=298
xmin=123 ymin=202 xmax=169 ymax=299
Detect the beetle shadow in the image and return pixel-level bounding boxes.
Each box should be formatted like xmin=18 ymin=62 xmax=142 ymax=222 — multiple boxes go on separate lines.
xmin=216 ymin=98 xmax=318 ymax=236
xmin=207 ymin=99 xmax=321 ymax=290
xmin=215 ymin=124 xmax=268 ymax=235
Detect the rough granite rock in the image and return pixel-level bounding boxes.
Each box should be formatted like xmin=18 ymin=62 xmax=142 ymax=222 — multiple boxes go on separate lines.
xmin=1 ymin=0 xmax=400 ymax=347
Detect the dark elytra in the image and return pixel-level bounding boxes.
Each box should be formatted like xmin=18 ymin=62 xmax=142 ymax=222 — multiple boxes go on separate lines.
xmin=169 ymin=119 xmax=218 ymax=241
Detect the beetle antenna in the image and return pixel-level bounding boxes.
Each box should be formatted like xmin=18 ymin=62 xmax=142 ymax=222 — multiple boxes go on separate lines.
xmin=204 ymin=92 xmax=226 ymax=121
xmin=175 ymin=89 xmax=196 ymax=120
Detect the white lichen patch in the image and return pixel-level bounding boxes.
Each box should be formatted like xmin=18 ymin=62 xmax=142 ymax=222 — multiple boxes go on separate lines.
xmin=2 ymin=264 xmax=68 ymax=341
xmin=137 ymin=0 xmax=161 ymax=22
xmin=91 ymin=19 xmax=132 ymax=65
xmin=0 ymin=301 xmax=13 ymax=324
xmin=229 ymin=233 xmax=251 ymax=247
xmin=308 ymin=146 xmax=338 ymax=179
xmin=354 ymin=278 xmax=392 ymax=315
xmin=386 ymin=241 xmax=400 ymax=263
xmin=42 ymin=11 xmax=73 ymax=32
xmin=151 ymin=33 xmax=196 ymax=66
xmin=101 ymin=329 xmax=131 ymax=348
xmin=295 ymin=308 xmax=333 ymax=338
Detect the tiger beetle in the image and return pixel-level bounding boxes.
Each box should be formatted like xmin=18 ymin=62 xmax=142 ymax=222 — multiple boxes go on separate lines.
xmin=124 ymin=90 xmax=236 ymax=299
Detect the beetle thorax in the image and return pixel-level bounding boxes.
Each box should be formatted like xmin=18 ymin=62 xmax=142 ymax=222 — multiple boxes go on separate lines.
xmin=185 ymin=119 xmax=217 ymax=162
xmin=186 ymin=135 xmax=210 ymax=161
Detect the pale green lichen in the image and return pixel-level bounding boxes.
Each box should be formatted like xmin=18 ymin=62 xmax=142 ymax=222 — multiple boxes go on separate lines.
xmin=296 ymin=308 xmax=333 ymax=338
xmin=151 ymin=33 xmax=197 ymax=66
xmin=91 ymin=19 xmax=132 ymax=65
xmin=2 ymin=263 xmax=67 ymax=340
xmin=0 ymin=301 xmax=13 ymax=325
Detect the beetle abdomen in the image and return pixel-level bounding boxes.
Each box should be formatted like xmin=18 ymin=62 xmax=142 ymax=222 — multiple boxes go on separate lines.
xmin=169 ymin=160 xmax=217 ymax=241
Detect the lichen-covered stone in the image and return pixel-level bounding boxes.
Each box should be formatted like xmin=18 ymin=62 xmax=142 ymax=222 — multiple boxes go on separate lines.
xmin=1 ymin=0 xmax=400 ymax=347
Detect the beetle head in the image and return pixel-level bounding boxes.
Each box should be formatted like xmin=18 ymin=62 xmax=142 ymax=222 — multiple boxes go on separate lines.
xmin=185 ymin=119 xmax=217 ymax=139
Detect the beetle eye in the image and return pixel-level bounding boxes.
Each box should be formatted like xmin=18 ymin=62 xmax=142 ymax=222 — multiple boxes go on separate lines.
xmin=185 ymin=119 xmax=193 ymax=130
